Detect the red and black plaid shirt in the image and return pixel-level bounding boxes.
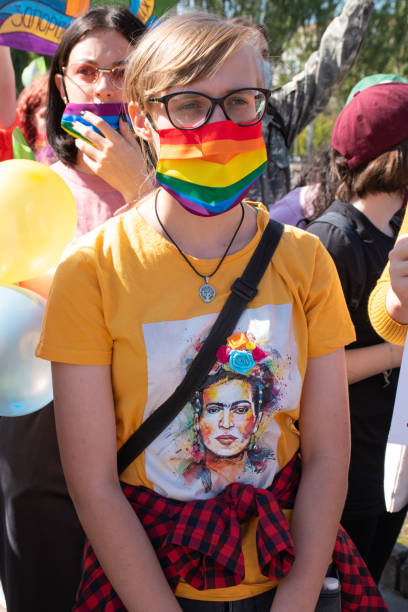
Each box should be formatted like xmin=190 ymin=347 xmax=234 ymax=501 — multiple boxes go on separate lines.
xmin=73 ymin=453 xmax=386 ymax=611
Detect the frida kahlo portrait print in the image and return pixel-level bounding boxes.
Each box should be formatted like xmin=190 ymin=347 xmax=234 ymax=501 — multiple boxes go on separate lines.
xmin=184 ymin=331 xmax=280 ymax=492
xmin=143 ymin=304 xmax=301 ymax=501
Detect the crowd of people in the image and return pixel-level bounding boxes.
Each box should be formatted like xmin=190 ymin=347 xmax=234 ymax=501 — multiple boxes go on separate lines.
xmin=0 ymin=1 xmax=407 ymax=610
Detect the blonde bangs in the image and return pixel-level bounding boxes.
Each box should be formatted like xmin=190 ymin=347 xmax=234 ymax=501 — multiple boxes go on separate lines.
xmin=124 ymin=12 xmax=262 ymax=110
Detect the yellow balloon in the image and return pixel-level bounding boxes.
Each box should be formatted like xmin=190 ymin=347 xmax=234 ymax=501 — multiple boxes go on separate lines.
xmin=0 ymin=159 xmax=77 ymax=284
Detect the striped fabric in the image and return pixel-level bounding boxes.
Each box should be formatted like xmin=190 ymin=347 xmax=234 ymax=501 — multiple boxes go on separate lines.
xmin=156 ymin=121 xmax=267 ymax=216
xmin=61 ymin=102 xmax=126 ymax=143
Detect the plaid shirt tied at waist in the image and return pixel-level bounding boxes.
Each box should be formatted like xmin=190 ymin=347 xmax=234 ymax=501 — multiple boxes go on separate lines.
xmin=74 ymin=453 xmax=386 ymax=611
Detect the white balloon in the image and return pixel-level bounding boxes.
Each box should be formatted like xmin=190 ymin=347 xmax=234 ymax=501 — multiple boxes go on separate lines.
xmin=0 ymin=285 xmax=52 ymax=416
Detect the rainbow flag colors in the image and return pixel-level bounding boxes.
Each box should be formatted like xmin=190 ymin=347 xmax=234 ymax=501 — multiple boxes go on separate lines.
xmin=0 ymin=0 xmax=176 ymax=55
xmin=156 ymin=121 xmax=267 ymax=216
xmin=61 ymin=102 xmax=125 ymax=144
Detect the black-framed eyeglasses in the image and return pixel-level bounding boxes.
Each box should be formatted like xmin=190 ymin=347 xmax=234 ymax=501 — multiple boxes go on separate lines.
xmin=148 ymin=88 xmax=271 ymax=130
xmin=62 ymin=62 xmax=127 ymax=90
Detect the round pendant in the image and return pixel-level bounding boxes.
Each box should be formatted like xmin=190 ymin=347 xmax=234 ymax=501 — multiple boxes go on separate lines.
xmin=199 ymin=280 xmax=216 ymax=303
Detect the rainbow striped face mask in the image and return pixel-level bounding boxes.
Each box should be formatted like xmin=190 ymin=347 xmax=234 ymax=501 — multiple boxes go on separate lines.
xmin=156 ymin=120 xmax=267 ymax=216
xmin=61 ymin=102 xmax=127 ymax=144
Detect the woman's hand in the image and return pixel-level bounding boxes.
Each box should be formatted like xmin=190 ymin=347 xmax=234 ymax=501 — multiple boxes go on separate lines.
xmin=73 ymin=111 xmax=153 ymax=202
xmin=386 ymin=235 xmax=408 ymax=324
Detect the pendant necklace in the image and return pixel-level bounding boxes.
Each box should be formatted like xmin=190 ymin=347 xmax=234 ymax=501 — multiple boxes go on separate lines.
xmin=154 ymin=191 xmax=245 ymax=303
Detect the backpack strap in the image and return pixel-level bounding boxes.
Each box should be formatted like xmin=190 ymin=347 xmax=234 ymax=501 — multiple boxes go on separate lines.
xmin=117 ymin=219 xmax=284 ymax=475
xmin=307 ymin=210 xmax=366 ymax=311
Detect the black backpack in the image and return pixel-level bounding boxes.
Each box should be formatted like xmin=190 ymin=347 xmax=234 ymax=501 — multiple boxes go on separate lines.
xmin=306 ymin=211 xmax=367 ymax=311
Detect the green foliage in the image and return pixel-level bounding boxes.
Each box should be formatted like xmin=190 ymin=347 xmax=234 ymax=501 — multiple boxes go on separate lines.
xmin=11 ymin=49 xmax=35 ymax=94
xmin=91 ymin=0 xmax=130 ymax=6
xmin=294 ymin=111 xmax=336 ymax=156
xmin=11 ymin=49 xmax=51 ymax=95
xmin=337 ymin=0 xmax=408 ymax=105
xmin=154 ymin=0 xmax=179 ymax=15
xmin=178 ymin=0 xmax=342 ymax=57
xmin=263 ymin=0 xmax=340 ymax=58
xmin=313 ymin=111 xmax=335 ymax=148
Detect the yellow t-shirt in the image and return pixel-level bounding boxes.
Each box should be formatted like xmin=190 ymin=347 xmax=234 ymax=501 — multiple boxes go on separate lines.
xmin=36 ymin=203 xmax=355 ymax=601
xmin=369 ymin=206 xmax=408 ymax=345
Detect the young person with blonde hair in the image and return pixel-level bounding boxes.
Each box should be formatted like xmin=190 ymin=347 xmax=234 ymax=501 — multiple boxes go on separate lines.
xmin=36 ymin=12 xmax=384 ymax=611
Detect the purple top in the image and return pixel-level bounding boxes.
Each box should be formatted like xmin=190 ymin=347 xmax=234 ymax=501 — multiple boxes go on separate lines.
xmin=51 ymin=161 xmax=126 ymax=238
xmin=269 ymin=185 xmax=319 ymax=227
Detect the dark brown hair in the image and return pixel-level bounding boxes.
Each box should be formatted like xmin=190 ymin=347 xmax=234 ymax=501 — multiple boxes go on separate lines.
xmin=293 ymin=145 xmax=337 ymax=219
xmin=47 ymin=7 xmax=145 ymax=166
xmin=332 ymin=138 xmax=408 ymax=202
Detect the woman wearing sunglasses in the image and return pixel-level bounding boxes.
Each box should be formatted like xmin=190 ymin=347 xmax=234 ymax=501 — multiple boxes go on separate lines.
xmin=0 ymin=8 xmax=147 ymax=612
xmin=37 ymin=12 xmax=385 ymax=612
xmin=47 ymin=7 xmax=150 ymax=236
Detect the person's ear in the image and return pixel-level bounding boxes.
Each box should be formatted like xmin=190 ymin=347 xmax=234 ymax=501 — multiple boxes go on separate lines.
xmin=55 ymin=73 xmax=68 ymax=104
xmin=128 ymin=101 xmax=154 ymax=142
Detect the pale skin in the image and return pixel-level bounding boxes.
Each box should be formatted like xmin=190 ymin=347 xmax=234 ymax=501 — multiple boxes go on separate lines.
xmin=0 ymin=46 xmax=16 ymax=129
xmin=386 ymin=234 xmax=408 ymax=324
xmin=345 ymin=192 xmax=404 ymax=384
xmin=54 ymin=29 xmax=152 ymax=202
xmin=53 ymin=45 xmax=350 ymax=611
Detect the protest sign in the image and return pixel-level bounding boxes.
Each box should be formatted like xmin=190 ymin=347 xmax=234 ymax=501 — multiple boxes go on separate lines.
xmin=388 ymin=341 xmax=408 ymax=446
xmin=0 ymin=0 xmax=171 ymax=54
xmin=384 ymin=340 xmax=408 ymax=512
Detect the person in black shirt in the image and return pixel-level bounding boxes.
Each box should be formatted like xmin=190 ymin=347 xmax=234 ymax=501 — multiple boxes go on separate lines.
xmin=308 ymin=81 xmax=408 ymax=582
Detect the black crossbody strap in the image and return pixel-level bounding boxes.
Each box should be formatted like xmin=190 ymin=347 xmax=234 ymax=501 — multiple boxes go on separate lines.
xmin=117 ymin=219 xmax=284 ymax=474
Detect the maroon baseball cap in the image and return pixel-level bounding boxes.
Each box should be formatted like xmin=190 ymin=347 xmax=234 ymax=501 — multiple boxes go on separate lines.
xmin=332 ymin=82 xmax=408 ymax=169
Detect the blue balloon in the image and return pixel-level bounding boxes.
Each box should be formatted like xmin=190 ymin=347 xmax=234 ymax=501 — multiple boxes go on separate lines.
xmin=0 ymin=286 xmax=53 ymax=417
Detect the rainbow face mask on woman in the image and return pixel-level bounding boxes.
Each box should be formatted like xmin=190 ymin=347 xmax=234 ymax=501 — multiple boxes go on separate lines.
xmin=156 ymin=120 xmax=267 ymax=216
xmin=61 ymin=102 xmax=128 ymax=144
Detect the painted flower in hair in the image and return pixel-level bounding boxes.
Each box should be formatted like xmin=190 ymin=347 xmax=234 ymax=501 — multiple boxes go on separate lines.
xmin=194 ymin=330 xmax=284 ymax=382
xmin=252 ymin=346 xmax=268 ymax=362
xmin=213 ymin=331 xmax=276 ymax=376
xmin=229 ymin=350 xmax=255 ymax=374
xmin=227 ymin=332 xmax=248 ymax=350
xmin=216 ymin=345 xmax=231 ymax=364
